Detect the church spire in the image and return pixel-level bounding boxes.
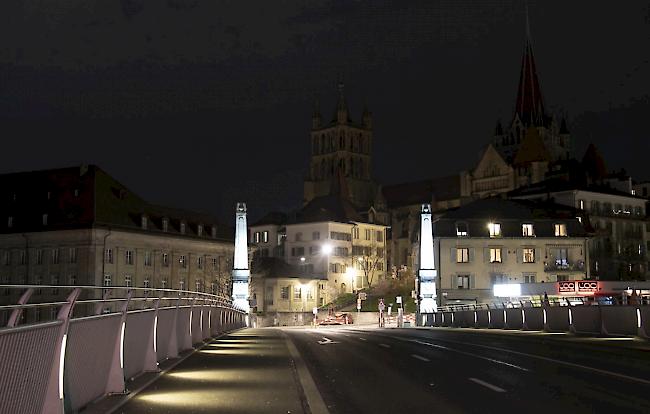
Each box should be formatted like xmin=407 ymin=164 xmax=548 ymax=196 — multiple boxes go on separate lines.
xmin=514 ymin=6 xmax=546 ymax=127
xmin=335 ymin=81 xmax=349 ymax=124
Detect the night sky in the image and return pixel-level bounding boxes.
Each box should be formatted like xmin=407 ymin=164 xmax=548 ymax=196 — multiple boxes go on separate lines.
xmin=1 ymin=1 xmax=649 ymax=224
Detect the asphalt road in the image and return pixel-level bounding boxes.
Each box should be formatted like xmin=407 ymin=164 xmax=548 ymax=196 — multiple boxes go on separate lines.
xmin=286 ymin=327 xmax=650 ymax=414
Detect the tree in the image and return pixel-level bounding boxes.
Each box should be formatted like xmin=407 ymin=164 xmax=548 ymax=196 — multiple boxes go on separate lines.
xmin=353 ymin=245 xmax=384 ymax=289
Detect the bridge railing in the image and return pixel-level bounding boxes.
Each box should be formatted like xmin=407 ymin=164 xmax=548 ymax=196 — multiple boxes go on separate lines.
xmin=0 ymin=285 xmax=247 ymax=414
xmin=422 ymin=299 xmax=649 ymax=340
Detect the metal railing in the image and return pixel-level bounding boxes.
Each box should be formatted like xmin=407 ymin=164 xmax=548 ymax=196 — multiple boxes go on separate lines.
xmin=0 ymin=284 xmax=247 ymax=414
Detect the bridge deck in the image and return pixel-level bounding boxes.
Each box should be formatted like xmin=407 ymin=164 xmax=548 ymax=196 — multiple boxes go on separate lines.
xmin=87 ymin=329 xmax=307 ymax=414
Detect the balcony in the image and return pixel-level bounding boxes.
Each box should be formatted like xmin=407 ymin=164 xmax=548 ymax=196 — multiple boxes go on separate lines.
xmin=543 ymin=260 xmax=585 ymax=272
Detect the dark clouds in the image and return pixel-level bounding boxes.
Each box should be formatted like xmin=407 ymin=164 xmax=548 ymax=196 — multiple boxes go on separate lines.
xmin=0 ymin=1 xmax=649 ymax=223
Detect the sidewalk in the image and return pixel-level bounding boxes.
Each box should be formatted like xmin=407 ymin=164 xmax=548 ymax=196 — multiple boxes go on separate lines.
xmin=89 ymin=329 xmax=314 ymax=414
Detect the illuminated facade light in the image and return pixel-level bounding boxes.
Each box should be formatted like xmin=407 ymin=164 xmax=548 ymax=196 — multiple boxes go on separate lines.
xmin=637 ymin=308 xmax=642 ymax=329
xmin=153 ymin=315 xmax=158 ymax=354
xmin=543 ymin=308 xmax=547 ymax=325
xmin=493 ymin=283 xmax=521 ymax=297
xmin=568 ymin=308 xmax=573 ymax=326
xmin=321 ymin=244 xmax=333 ymax=255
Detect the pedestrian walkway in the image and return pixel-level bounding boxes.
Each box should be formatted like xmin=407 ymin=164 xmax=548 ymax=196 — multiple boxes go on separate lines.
xmin=102 ymin=329 xmax=309 ymax=414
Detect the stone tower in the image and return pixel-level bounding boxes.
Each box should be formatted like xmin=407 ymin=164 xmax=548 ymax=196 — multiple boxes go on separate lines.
xmin=417 ymin=204 xmax=437 ymax=318
xmin=303 ymin=83 xmax=377 ymax=211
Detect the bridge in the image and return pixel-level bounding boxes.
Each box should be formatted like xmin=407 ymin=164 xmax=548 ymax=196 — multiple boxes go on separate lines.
xmin=0 ymin=285 xmax=246 ymax=414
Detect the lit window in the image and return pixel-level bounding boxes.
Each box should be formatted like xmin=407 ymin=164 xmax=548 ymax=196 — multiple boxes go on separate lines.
xmin=456 ymin=223 xmax=468 ymax=237
xmin=263 ymin=231 xmax=269 ymax=243
xmin=456 ymin=248 xmax=469 ymax=263
xmin=554 ymin=224 xmax=567 ymax=237
xmin=294 ymin=286 xmax=302 ymax=299
xmin=198 ymin=256 xmax=203 ymax=269
xmin=281 ymin=286 xmax=289 ymax=300
xmin=180 ymin=222 xmax=186 ymax=234
xmin=254 ymin=232 xmax=261 ymax=243
xmin=144 ymin=251 xmax=152 ymax=266
xmin=578 ymin=199 xmax=584 ymax=210
xmin=162 ymin=253 xmax=169 ymax=267
xmin=125 ymin=250 xmax=134 ymax=265
xmin=488 ymin=222 xmax=501 ymax=237
xmin=124 ymin=274 xmax=132 ymax=287
xmin=523 ymin=248 xmax=535 ymax=263
xmin=456 ymin=275 xmax=470 ymax=289
xmin=179 ymin=255 xmax=186 ymax=268
xmin=490 ymin=248 xmax=502 ymax=263
xmin=522 ymin=224 xmax=534 ymax=236
xmin=103 ymin=274 xmax=112 ymax=287
xmin=197 ymin=225 xmax=203 ymax=237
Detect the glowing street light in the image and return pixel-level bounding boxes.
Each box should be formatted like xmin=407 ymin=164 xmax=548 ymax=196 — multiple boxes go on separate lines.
xmin=322 ymin=244 xmax=333 ymax=255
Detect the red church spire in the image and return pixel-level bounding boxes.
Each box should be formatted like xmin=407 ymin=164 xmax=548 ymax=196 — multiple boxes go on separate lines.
xmin=514 ymin=7 xmax=546 ymax=126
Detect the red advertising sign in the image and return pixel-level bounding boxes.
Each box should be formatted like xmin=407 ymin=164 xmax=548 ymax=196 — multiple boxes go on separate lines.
xmin=577 ymin=281 xmax=598 ymax=293
xmin=558 ymin=281 xmax=599 ymax=295
xmin=558 ymin=281 xmax=575 ymax=293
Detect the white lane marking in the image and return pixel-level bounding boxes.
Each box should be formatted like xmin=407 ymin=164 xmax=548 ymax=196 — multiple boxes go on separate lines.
xmin=379 ymin=343 xmax=391 ymax=348
xmin=469 ymin=377 xmax=506 ymax=393
xmin=317 ymin=337 xmax=339 ymax=345
xmin=359 ymin=337 xmax=367 ymax=341
xmin=433 ymin=338 xmax=650 ymax=386
xmin=412 ymin=340 xmax=529 ymax=372
xmin=411 ymin=354 xmax=430 ymax=362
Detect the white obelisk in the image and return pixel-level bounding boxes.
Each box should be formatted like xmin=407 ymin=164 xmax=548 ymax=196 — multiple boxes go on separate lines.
xmin=418 ymin=204 xmax=438 ymax=313
xmin=231 ymin=202 xmax=250 ymax=312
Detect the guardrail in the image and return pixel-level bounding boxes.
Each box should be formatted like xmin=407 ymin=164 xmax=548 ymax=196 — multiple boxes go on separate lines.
xmin=0 ymin=285 xmax=247 ymax=414
xmin=421 ymin=300 xmax=649 ymax=340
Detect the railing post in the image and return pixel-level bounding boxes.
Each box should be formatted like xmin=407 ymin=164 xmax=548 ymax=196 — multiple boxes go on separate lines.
xmin=7 ymin=288 xmax=34 ymax=327
xmin=105 ymin=290 xmax=131 ymax=395
xmin=167 ymin=297 xmax=180 ymax=359
xmin=42 ymin=287 xmax=81 ymax=414
xmin=144 ymin=298 xmax=160 ymax=373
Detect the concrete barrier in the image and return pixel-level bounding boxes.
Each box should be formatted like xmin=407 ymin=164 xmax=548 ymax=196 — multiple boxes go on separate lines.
xmin=488 ymin=308 xmax=505 ymax=329
xmin=504 ymin=308 xmax=523 ymax=330
xmin=640 ymin=307 xmax=650 ymax=339
xmin=602 ymin=306 xmax=637 ymax=336
xmin=476 ymin=310 xmax=489 ymax=328
xmin=570 ymin=306 xmax=601 ymax=335
xmin=523 ymin=307 xmax=544 ymax=331
xmin=545 ymin=306 xmax=570 ymax=332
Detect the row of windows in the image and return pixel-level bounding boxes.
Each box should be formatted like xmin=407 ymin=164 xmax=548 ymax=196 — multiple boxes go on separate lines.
xmin=586 ymin=200 xmax=643 ymax=216
xmin=454 ymin=247 xmax=538 ymax=263
xmin=253 ymin=231 xmax=270 ymax=243
xmin=104 ymin=249 xmax=224 ymax=270
xmin=456 ymin=222 xmax=568 ymax=237
xmin=289 ymin=229 xmax=385 ymax=243
xmin=278 ymin=285 xmax=316 ymax=300
xmin=101 ymin=274 xmax=226 ymax=293
xmin=1 ymin=248 xmax=77 ymax=266
xmin=312 ymin=131 xmax=370 ymax=155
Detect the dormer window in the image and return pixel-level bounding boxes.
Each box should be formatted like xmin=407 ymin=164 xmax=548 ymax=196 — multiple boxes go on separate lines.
xmin=522 ymin=223 xmax=534 ymax=237
xmin=554 ymin=223 xmax=567 ymax=237
xmin=180 ymin=222 xmax=186 ymax=234
xmin=488 ymin=222 xmax=501 ymax=238
xmin=197 ymin=224 xmax=203 ymax=237
xmin=162 ymin=218 xmax=169 ymax=232
xmin=456 ymin=222 xmax=468 ymax=237
xmin=141 ymin=215 xmax=148 ymax=230
xmin=7 ymin=216 xmax=13 ymax=228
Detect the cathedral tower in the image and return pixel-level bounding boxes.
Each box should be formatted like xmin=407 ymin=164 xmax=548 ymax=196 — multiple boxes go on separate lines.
xmin=304 ymin=83 xmax=378 ymax=210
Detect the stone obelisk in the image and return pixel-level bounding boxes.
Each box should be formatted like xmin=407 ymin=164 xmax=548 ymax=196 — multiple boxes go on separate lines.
xmin=231 ymin=202 xmax=250 ymax=312
xmin=418 ymin=204 xmax=438 ymax=315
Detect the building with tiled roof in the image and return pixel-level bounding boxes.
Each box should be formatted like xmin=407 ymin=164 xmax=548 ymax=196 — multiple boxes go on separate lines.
xmin=0 ymin=165 xmax=235 ymax=324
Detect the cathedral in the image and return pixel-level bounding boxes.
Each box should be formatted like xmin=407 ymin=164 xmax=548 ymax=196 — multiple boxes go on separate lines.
xmin=303 ymin=83 xmax=382 ymax=220
xmin=460 ymin=19 xmax=572 ymax=198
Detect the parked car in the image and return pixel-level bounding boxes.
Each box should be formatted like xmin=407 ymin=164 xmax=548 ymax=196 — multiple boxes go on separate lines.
xmin=318 ymin=312 xmax=353 ymax=325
